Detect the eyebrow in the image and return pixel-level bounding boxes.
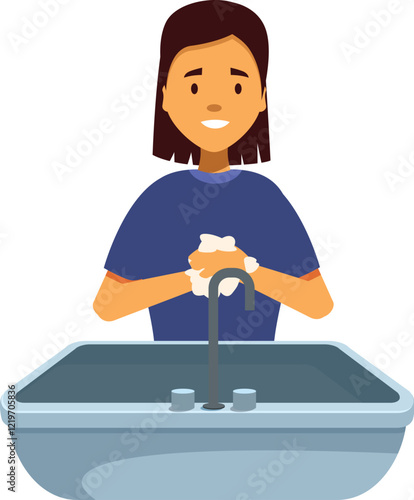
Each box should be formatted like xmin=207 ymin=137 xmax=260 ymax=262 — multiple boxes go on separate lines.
xmin=231 ymin=68 xmax=249 ymax=77
xmin=184 ymin=68 xmax=202 ymax=77
xmin=184 ymin=67 xmax=249 ymax=78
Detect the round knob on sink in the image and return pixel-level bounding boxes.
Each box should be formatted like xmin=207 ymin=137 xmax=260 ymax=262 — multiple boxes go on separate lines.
xmin=232 ymin=388 xmax=256 ymax=411
xmin=170 ymin=388 xmax=195 ymax=412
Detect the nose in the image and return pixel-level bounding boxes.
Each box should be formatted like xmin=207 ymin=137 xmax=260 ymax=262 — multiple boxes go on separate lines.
xmin=207 ymin=104 xmax=222 ymax=112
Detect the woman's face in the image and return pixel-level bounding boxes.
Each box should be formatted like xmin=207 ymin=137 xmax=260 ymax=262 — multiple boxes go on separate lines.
xmin=162 ymin=35 xmax=266 ymax=153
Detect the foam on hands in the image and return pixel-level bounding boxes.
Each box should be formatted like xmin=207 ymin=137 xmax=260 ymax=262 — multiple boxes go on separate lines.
xmin=185 ymin=234 xmax=259 ymax=298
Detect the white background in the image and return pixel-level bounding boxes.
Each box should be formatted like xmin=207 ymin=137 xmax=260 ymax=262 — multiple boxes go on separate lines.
xmin=1 ymin=0 xmax=414 ymax=499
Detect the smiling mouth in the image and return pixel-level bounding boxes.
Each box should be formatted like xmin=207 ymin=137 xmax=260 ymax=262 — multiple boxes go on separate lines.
xmin=201 ymin=120 xmax=230 ymax=129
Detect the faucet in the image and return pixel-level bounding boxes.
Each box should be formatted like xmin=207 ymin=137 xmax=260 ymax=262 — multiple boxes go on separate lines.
xmin=203 ymin=268 xmax=255 ymax=410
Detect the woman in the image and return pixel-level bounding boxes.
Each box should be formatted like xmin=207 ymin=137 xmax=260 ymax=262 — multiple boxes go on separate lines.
xmin=93 ymin=0 xmax=333 ymax=340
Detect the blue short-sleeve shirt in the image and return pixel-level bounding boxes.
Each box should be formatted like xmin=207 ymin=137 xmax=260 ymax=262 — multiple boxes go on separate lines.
xmin=104 ymin=169 xmax=319 ymax=340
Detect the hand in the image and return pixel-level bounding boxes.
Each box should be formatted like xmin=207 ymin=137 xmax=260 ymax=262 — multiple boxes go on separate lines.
xmin=188 ymin=247 xmax=248 ymax=278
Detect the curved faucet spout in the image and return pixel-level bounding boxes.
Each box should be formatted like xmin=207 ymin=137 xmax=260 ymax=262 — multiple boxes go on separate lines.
xmin=203 ymin=268 xmax=256 ymax=410
xmin=209 ymin=268 xmax=255 ymax=310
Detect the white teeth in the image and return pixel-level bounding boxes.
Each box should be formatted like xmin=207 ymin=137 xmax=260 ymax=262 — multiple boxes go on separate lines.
xmin=201 ymin=120 xmax=230 ymax=129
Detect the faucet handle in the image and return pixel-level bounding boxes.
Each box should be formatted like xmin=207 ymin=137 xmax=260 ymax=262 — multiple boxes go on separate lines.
xmin=232 ymin=388 xmax=256 ymax=411
xmin=170 ymin=388 xmax=195 ymax=412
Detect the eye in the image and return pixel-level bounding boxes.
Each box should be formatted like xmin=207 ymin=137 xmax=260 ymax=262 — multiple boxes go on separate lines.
xmin=191 ymin=83 xmax=198 ymax=94
xmin=235 ymin=83 xmax=242 ymax=94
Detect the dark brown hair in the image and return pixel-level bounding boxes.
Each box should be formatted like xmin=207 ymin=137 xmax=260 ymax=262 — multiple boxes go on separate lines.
xmin=152 ymin=0 xmax=270 ymax=165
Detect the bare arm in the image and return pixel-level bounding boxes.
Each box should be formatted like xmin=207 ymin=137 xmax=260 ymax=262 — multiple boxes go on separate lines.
xmin=189 ymin=249 xmax=334 ymax=320
xmin=95 ymin=251 xmax=333 ymax=322
xmin=251 ymin=267 xmax=333 ymax=319
xmin=93 ymin=271 xmax=192 ymax=321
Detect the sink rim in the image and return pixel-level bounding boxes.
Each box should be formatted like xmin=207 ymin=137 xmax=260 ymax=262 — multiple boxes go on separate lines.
xmin=2 ymin=341 xmax=413 ymax=430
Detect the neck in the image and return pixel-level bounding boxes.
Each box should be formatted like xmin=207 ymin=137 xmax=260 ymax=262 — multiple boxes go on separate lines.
xmin=198 ymin=149 xmax=230 ymax=173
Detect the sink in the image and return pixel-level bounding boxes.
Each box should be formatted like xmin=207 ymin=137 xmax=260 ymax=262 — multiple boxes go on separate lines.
xmin=2 ymin=340 xmax=413 ymax=499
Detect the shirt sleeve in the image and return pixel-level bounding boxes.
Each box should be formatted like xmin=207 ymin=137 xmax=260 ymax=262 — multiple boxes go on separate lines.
xmin=103 ymin=179 xmax=170 ymax=281
xmin=257 ymin=180 xmax=320 ymax=278
xmin=103 ymin=172 xmax=190 ymax=281
xmin=104 ymin=196 xmax=149 ymax=280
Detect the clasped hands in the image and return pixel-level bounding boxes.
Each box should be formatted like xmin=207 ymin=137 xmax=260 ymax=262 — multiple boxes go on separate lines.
xmin=185 ymin=234 xmax=259 ymax=297
xmin=188 ymin=247 xmax=248 ymax=278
